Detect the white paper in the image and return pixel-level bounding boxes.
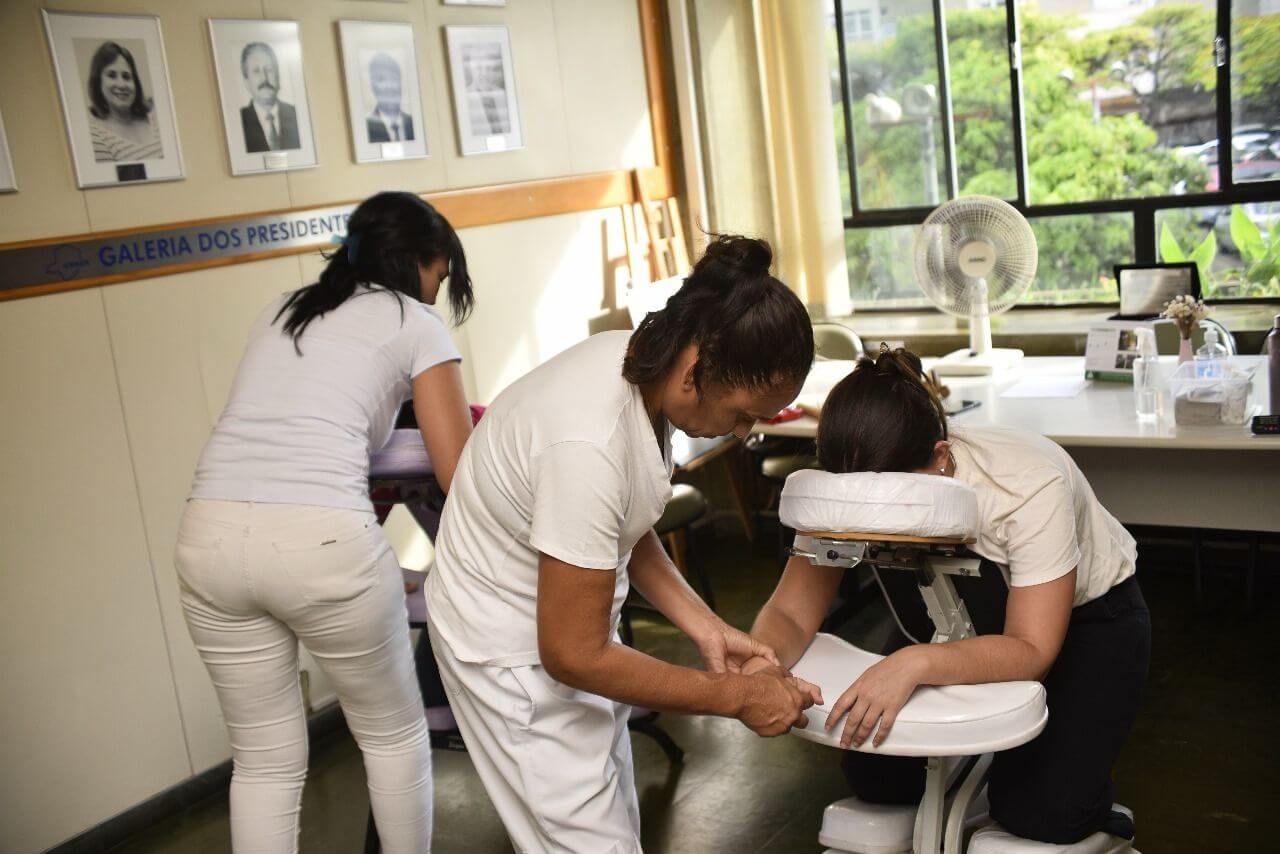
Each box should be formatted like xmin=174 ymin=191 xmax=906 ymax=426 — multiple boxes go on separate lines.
xmin=485 ymin=134 xmax=506 ymax=152
xmin=380 ymin=141 xmax=405 ymax=159
xmin=999 ymin=377 xmax=1089 ymax=399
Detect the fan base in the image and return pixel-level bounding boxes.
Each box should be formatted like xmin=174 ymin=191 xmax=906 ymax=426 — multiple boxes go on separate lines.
xmin=932 ymin=347 xmax=1024 ymax=376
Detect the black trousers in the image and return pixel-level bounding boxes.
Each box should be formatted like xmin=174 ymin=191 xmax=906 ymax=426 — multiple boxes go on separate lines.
xmin=841 ymin=575 xmax=1151 ymax=845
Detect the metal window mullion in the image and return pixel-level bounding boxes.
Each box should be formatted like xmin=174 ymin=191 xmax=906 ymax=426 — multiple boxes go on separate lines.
xmin=1006 ymin=0 xmax=1030 ymax=208
xmin=833 ymin=0 xmax=863 ymax=215
xmin=933 ymin=0 xmax=960 ymax=200
xmin=1216 ymin=0 xmax=1234 ymax=192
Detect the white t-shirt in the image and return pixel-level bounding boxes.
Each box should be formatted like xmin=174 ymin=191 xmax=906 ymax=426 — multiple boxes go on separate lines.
xmin=426 ymin=331 xmax=674 ymax=667
xmin=950 ymin=425 xmax=1136 ymax=606
xmin=190 ymin=287 xmax=461 ymax=512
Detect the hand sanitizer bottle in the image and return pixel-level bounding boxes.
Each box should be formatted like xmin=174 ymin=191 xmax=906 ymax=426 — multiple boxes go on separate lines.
xmin=1133 ymin=328 xmax=1160 ymax=421
xmin=1194 ymin=327 xmax=1228 ymax=378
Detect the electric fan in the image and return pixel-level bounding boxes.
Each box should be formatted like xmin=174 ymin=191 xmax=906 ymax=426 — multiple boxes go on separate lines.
xmin=913 ymin=196 xmax=1038 ymax=375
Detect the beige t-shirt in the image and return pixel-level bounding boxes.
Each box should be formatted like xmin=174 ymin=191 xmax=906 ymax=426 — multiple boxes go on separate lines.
xmin=950 ymin=425 xmax=1136 ymax=606
xmin=426 ymin=331 xmax=674 ymax=667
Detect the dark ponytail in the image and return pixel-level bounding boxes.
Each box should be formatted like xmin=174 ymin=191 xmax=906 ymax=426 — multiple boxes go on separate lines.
xmin=817 ymin=345 xmax=947 ymax=473
xmin=274 ymin=191 xmax=473 ymax=351
xmin=622 ymin=234 xmax=813 ymax=393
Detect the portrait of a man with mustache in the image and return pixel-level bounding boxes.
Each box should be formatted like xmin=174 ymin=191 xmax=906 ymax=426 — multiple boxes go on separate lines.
xmin=238 ymin=41 xmax=299 ymax=153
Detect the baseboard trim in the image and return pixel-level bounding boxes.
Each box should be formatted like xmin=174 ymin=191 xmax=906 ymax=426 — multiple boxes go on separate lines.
xmin=48 ymin=704 xmax=348 ymax=853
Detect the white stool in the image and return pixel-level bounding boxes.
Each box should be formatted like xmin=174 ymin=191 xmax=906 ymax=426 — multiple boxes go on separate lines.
xmin=794 ymin=633 xmax=1043 ymax=854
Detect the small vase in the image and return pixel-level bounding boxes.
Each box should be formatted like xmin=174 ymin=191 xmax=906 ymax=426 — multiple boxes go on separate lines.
xmin=1178 ymin=336 xmax=1194 ymax=364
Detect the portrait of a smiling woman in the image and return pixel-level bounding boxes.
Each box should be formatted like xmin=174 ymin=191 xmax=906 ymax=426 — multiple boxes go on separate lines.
xmin=84 ymin=41 xmax=162 ymax=163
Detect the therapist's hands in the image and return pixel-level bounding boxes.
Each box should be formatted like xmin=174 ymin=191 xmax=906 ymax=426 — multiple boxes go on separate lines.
xmin=826 ymin=646 xmax=927 ymax=749
xmin=694 ymin=618 xmax=780 ymax=675
xmin=737 ymin=666 xmax=817 ymax=736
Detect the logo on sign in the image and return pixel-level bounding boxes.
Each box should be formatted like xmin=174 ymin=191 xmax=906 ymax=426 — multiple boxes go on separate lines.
xmin=44 ymin=245 xmax=91 ymax=282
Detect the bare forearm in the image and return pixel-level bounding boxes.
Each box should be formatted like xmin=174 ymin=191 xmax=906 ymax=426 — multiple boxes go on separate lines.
xmin=628 ymin=531 xmax=716 ymax=637
xmin=749 ymin=607 xmax=812 ymax=670
xmin=911 ymin=634 xmax=1050 ymax=686
xmin=548 ymin=639 xmax=746 ymax=717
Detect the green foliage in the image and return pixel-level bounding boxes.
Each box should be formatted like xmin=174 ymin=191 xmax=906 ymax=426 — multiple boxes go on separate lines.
xmin=835 ymin=4 xmax=1265 ymax=306
xmin=1232 ymin=16 xmax=1280 ymax=119
xmin=1158 ymin=206 xmax=1280 ymax=299
xmin=1159 ymin=221 xmax=1217 ymax=286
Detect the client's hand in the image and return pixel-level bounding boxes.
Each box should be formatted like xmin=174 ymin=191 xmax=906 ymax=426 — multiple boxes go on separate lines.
xmin=737 ymin=666 xmax=816 ymax=737
xmin=826 ymin=647 xmax=926 ymax=749
xmin=740 ymin=656 xmax=823 ymax=706
xmin=695 ymin=619 xmax=780 ymax=675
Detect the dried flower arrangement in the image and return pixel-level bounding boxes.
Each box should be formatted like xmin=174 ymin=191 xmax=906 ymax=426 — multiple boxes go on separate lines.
xmin=1161 ymin=294 xmax=1207 ymax=340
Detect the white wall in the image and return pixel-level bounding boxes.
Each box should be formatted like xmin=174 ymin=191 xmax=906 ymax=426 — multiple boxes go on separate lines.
xmin=0 ymin=1 xmax=654 ymax=850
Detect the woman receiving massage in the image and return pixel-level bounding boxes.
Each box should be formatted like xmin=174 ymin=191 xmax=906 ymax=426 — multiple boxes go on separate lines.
xmin=744 ymin=346 xmax=1151 ymax=846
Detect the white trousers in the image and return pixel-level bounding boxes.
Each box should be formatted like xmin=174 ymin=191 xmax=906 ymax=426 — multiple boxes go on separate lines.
xmin=175 ymin=499 xmax=431 ymax=854
xmin=427 ymin=620 xmax=643 ymax=854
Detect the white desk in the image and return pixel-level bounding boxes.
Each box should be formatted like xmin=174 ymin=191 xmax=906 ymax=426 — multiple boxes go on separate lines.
xmin=757 ymin=356 xmax=1279 ymax=532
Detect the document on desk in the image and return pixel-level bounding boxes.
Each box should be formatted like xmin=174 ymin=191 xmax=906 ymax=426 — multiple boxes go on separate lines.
xmin=998 ymin=377 xmax=1090 ymax=399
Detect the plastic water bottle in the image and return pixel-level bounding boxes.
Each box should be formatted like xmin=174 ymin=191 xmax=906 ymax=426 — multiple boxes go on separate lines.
xmin=1194 ymin=327 xmax=1228 ymax=378
xmin=1268 ymin=314 xmax=1279 ymax=415
xmin=1133 ymin=328 xmax=1160 ymax=421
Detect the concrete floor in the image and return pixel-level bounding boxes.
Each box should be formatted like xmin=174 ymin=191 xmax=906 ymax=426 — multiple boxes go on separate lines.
xmin=110 ymin=530 xmax=1276 ymax=853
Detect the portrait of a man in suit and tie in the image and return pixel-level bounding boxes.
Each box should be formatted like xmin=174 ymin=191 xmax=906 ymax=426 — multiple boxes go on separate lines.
xmin=239 ymin=41 xmax=300 ymax=152
xmin=365 ymin=52 xmax=414 ymax=144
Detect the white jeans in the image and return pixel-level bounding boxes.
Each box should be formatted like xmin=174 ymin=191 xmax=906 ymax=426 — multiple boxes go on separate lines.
xmin=426 ymin=611 xmax=642 ymax=854
xmin=175 ymin=499 xmax=430 ymax=854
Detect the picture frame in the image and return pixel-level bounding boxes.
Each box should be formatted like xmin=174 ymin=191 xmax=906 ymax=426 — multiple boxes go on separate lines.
xmin=209 ymin=19 xmax=318 ymax=176
xmin=41 ymin=10 xmax=184 ymax=188
xmin=338 ymin=20 xmax=429 ymax=164
xmin=444 ymin=25 xmax=522 ymax=156
xmin=1111 ymin=262 xmax=1201 ymax=320
xmin=0 ymin=109 xmax=16 ymax=193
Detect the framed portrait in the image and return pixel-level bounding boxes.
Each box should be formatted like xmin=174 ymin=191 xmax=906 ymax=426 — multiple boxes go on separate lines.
xmin=444 ymin=25 xmax=523 ymax=156
xmin=209 ymin=19 xmax=318 ymax=175
xmin=338 ymin=21 xmax=428 ymax=164
xmin=0 ymin=109 xmax=15 ymax=192
xmin=41 ymin=10 xmax=184 ymax=188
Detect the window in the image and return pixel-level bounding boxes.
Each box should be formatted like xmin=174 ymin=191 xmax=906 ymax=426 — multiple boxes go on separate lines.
xmin=1156 ymin=202 xmax=1280 ymax=298
xmin=827 ymin=0 xmax=1280 ymax=308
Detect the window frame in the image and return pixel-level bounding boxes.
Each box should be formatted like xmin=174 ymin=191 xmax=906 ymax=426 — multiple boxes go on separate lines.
xmin=832 ymin=0 xmax=1280 ymax=312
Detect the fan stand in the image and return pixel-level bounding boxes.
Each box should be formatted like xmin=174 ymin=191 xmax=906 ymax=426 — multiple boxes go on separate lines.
xmin=933 ymin=278 xmax=1025 ymax=376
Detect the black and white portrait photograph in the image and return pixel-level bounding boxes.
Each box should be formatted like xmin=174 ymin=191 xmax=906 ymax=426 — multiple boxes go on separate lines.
xmin=338 ymin=20 xmax=428 ymax=163
xmin=445 ymin=25 xmax=522 ymax=156
xmin=0 ymin=109 xmax=15 ymax=193
xmin=209 ymin=19 xmax=317 ymax=175
xmin=42 ymin=10 xmax=183 ymax=188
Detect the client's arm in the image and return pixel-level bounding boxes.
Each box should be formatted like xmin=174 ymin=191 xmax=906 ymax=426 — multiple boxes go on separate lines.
xmin=827 ymin=569 xmax=1075 ymax=749
xmin=746 ymin=553 xmax=845 ymax=670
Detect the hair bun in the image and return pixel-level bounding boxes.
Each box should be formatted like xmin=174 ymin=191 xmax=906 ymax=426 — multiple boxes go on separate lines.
xmin=698 ymin=234 xmax=773 ymax=282
xmin=872 ymin=343 xmax=925 ymax=379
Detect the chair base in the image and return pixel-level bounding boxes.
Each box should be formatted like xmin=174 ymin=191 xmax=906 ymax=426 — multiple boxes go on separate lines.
xmin=818 ymin=791 xmax=1135 ymax=854
xmin=968 ymin=824 xmax=1134 ymax=854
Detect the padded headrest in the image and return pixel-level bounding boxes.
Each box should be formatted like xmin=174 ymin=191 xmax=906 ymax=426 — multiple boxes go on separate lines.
xmin=780 ymin=470 xmax=978 ymax=540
